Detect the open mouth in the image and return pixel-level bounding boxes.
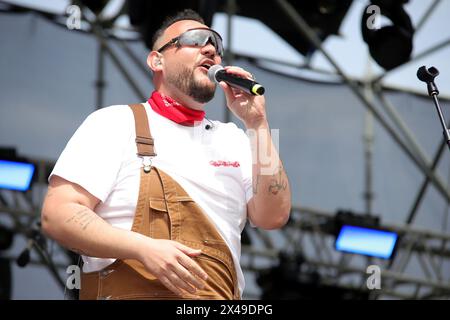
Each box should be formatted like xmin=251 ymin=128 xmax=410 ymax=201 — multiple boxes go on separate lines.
xmin=198 ymin=66 xmax=209 ymax=72
xmin=198 ymin=61 xmax=214 ymax=72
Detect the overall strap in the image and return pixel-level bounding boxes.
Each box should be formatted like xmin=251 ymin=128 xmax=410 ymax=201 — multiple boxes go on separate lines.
xmin=129 ymin=103 xmax=156 ymax=157
xmin=129 ymin=103 xmax=156 ymax=173
xmin=128 ymin=103 xmax=155 ymax=233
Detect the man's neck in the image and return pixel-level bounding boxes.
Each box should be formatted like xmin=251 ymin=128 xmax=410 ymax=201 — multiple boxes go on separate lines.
xmin=156 ymin=86 xmax=205 ymax=111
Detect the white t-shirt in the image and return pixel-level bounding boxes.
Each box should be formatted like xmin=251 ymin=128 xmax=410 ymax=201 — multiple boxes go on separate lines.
xmin=50 ymin=102 xmax=253 ymax=295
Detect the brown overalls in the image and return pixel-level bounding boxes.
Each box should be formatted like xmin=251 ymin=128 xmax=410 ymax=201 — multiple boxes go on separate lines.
xmin=80 ymin=104 xmax=240 ymax=300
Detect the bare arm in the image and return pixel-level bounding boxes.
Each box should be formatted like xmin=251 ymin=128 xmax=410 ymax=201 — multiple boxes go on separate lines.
xmin=41 ymin=175 xmax=207 ymax=295
xmin=246 ymin=121 xmax=291 ymax=229
xmin=219 ymin=66 xmax=292 ymax=230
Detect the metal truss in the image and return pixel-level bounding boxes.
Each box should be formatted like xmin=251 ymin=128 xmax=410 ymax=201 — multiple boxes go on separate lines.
xmin=2 ymin=179 xmax=450 ymax=299
xmin=241 ymin=206 xmax=450 ymax=300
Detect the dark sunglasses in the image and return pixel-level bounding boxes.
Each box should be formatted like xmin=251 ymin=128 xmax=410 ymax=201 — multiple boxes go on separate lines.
xmin=157 ymin=27 xmax=224 ymax=58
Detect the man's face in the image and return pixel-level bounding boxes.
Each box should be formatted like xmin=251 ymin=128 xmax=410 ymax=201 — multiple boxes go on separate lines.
xmin=156 ymin=20 xmax=223 ymax=103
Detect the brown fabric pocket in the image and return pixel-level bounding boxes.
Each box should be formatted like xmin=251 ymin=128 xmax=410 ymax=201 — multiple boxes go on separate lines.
xmin=194 ymin=253 xmax=235 ymax=300
xmin=149 ymin=198 xmax=167 ymax=212
xmin=148 ymin=197 xmax=170 ymax=239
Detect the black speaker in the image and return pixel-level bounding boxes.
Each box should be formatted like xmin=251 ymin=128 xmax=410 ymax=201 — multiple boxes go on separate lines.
xmin=361 ymin=1 xmax=414 ymax=70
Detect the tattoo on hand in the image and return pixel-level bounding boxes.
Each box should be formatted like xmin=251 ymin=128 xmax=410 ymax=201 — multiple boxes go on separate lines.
xmin=65 ymin=208 xmax=98 ymax=230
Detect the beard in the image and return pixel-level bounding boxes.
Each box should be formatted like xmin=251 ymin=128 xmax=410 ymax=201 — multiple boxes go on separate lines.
xmin=166 ymin=64 xmax=216 ymax=104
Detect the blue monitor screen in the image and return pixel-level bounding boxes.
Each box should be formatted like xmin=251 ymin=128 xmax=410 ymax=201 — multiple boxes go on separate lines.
xmin=0 ymin=160 xmax=35 ymax=191
xmin=335 ymin=225 xmax=398 ymax=259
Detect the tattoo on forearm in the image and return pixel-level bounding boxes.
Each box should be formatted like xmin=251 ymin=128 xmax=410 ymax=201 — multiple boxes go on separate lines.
xmin=65 ymin=208 xmax=98 ymax=231
xmin=253 ymin=165 xmax=288 ymax=195
xmin=268 ymin=166 xmax=288 ymax=195
xmin=268 ymin=179 xmax=287 ymax=195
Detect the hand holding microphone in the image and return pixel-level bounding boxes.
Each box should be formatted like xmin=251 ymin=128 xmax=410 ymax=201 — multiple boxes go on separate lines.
xmin=208 ymin=65 xmax=265 ymax=96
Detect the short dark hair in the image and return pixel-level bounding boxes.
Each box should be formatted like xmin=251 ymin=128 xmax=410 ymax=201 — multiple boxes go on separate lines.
xmin=151 ymin=9 xmax=205 ymax=50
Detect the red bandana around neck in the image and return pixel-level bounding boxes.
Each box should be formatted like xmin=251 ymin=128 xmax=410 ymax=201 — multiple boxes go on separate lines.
xmin=147 ymin=91 xmax=205 ymax=126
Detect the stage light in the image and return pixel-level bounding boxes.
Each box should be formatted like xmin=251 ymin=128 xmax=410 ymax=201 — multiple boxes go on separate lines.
xmin=0 ymin=160 xmax=35 ymax=192
xmin=0 ymin=147 xmax=36 ymax=192
xmin=361 ymin=0 xmax=414 ymax=70
xmin=333 ymin=210 xmax=399 ymax=259
xmin=232 ymin=0 xmax=353 ymax=57
xmin=335 ymin=225 xmax=398 ymax=259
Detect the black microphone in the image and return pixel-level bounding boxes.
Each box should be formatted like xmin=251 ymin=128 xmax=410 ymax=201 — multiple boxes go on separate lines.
xmin=208 ymin=65 xmax=265 ymax=96
xmin=205 ymin=117 xmax=214 ymax=130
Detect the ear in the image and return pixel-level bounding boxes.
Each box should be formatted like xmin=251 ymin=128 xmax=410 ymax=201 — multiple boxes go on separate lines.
xmin=147 ymin=51 xmax=163 ymax=72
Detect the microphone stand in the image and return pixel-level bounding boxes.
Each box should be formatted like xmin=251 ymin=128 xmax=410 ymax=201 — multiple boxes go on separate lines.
xmin=417 ymin=66 xmax=450 ymax=150
xmin=16 ymin=221 xmax=66 ymax=291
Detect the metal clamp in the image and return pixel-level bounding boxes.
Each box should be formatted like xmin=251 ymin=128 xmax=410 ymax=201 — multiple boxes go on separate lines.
xmin=142 ymin=156 xmax=152 ymax=173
